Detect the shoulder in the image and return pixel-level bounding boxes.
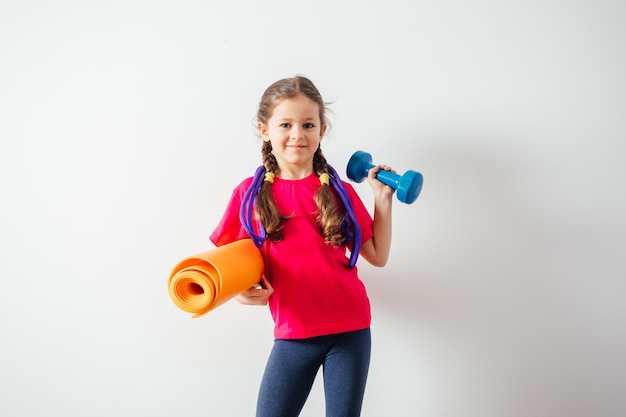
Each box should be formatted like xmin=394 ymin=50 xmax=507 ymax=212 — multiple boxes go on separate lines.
xmin=341 ymin=180 xmax=356 ymax=192
xmin=228 ymin=176 xmax=255 ymax=195
xmin=237 ymin=176 xmax=255 ymax=189
xmin=217 ymin=176 xmax=257 ymax=209
xmin=340 ymin=180 xmax=363 ymax=202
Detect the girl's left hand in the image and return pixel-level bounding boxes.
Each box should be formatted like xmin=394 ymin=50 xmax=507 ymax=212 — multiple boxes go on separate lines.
xmin=235 ymin=274 xmax=274 ymax=306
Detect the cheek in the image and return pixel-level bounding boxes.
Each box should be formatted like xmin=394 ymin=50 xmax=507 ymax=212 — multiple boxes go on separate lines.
xmin=270 ymin=131 xmax=289 ymax=141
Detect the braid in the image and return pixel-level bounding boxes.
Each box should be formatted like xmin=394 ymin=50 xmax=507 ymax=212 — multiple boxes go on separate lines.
xmin=262 ymin=141 xmax=279 ymax=173
xmin=314 ymin=148 xmax=346 ymax=245
xmin=256 ymin=141 xmax=286 ymax=241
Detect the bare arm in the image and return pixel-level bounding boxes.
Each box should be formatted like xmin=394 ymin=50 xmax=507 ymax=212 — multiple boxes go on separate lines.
xmin=358 ymin=164 xmax=394 ymax=267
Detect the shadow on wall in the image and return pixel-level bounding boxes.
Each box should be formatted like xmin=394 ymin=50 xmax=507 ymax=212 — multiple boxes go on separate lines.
xmin=366 ymin=128 xmax=622 ymax=322
xmin=361 ymin=129 xmax=626 ymax=415
xmin=364 ymin=132 xmax=537 ymax=315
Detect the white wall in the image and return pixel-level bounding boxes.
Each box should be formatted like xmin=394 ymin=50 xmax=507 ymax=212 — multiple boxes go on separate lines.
xmin=1 ymin=1 xmax=624 ymax=416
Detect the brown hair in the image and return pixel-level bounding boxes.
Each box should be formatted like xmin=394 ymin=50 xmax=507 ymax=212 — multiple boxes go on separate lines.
xmin=255 ymin=76 xmax=345 ymax=244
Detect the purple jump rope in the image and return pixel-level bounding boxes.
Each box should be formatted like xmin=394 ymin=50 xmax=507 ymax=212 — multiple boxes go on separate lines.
xmin=239 ymin=165 xmax=362 ymax=268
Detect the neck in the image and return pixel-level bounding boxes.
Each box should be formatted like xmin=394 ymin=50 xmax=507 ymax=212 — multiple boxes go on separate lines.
xmin=276 ymin=166 xmax=314 ymax=180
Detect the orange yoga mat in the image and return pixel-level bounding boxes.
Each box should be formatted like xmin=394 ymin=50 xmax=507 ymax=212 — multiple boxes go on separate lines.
xmin=168 ymin=239 xmax=264 ymax=318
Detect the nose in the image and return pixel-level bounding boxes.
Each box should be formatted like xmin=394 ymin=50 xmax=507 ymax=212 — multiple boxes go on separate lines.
xmin=291 ymin=125 xmax=304 ymax=140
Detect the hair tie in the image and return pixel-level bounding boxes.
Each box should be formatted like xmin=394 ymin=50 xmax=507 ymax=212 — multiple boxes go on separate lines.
xmin=264 ymin=172 xmax=275 ymax=183
xmin=319 ymin=173 xmax=330 ymax=186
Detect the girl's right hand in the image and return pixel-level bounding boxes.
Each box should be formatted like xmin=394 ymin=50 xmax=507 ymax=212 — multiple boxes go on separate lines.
xmin=367 ymin=164 xmax=396 ymax=199
xmin=235 ymin=274 xmax=274 ymax=306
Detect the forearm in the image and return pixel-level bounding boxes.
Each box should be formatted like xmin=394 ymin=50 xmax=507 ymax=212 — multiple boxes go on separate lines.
xmin=370 ymin=193 xmax=393 ymax=266
xmin=360 ymin=191 xmax=393 ymax=267
xmin=359 ymin=164 xmax=395 ymax=267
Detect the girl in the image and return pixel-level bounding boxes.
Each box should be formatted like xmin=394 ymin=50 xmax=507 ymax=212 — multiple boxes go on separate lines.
xmin=210 ymin=75 xmax=395 ymax=417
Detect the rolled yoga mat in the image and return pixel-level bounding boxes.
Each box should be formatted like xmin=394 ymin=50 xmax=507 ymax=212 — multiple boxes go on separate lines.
xmin=168 ymin=239 xmax=264 ymax=318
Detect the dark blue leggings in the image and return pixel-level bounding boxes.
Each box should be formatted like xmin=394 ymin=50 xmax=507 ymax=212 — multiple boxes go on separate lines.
xmin=256 ymin=328 xmax=371 ymax=417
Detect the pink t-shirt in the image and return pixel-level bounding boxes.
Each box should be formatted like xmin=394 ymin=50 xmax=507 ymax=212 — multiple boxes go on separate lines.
xmin=210 ymin=173 xmax=374 ymax=339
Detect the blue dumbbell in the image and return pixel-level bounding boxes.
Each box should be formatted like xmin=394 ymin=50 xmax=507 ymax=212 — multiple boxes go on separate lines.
xmin=346 ymin=150 xmax=423 ymax=204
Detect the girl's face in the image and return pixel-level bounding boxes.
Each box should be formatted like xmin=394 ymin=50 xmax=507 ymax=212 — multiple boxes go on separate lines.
xmin=258 ymin=94 xmax=327 ymax=179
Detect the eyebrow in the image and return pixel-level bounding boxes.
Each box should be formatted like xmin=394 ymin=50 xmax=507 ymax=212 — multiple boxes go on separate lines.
xmin=277 ymin=117 xmax=317 ymax=122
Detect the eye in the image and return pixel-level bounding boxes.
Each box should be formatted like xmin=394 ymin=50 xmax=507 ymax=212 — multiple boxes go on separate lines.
xmin=303 ymin=123 xmax=315 ymax=129
xmin=279 ymin=123 xmax=291 ymax=128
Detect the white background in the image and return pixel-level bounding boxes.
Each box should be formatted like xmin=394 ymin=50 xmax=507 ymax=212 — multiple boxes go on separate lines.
xmin=1 ymin=1 xmax=625 ymax=416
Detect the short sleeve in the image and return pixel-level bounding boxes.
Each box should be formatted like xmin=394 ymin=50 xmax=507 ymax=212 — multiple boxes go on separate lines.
xmin=343 ymin=181 xmax=374 ymax=244
xmin=209 ymin=178 xmax=254 ymax=247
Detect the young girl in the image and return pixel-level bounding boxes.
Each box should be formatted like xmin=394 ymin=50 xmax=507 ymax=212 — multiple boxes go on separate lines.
xmin=210 ymin=75 xmax=395 ymax=417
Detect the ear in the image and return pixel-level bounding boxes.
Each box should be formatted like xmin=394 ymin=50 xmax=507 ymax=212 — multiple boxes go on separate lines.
xmin=320 ymin=123 xmax=328 ymax=140
xmin=258 ymin=122 xmax=269 ymax=141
